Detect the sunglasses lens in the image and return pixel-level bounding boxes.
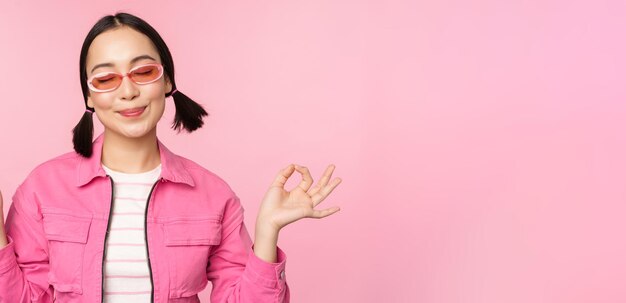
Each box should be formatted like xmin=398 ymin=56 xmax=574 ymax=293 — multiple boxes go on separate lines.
xmin=91 ymin=73 xmax=121 ymax=91
xmin=130 ymin=65 xmax=161 ymax=83
xmin=88 ymin=65 xmax=163 ymax=92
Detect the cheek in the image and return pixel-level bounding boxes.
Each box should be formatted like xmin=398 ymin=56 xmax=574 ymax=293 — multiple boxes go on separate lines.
xmin=145 ymin=80 xmax=166 ymax=96
xmin=146 ymin=85 xmax=166 ymax=107
xmin=91 ymin=95 xmax=115 ymax=110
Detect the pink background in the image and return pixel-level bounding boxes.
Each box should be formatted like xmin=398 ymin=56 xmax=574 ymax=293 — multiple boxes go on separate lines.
xmin=1 ymin=1 xmax=626 ymax=302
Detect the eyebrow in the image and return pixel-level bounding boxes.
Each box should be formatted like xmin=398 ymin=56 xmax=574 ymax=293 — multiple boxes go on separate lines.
xmin=90 ymin=54 xmax=157 ymax=74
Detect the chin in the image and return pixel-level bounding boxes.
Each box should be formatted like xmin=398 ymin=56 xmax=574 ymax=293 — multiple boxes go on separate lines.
xmin=125 ymin=130 xmax=155 ymax=138
xmin=115 ymin=124 xmax=157 ymax=138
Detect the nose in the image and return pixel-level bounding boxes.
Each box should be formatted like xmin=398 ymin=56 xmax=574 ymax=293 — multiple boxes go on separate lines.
xmin=118 ymin=74 xmax=140 ymax=101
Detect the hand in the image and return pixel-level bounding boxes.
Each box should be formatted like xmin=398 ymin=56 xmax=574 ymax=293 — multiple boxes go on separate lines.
xmin=256 ymin=164 xmax=342 ymax=232
xmin=0 ymin=191 xmax=7 ymax=247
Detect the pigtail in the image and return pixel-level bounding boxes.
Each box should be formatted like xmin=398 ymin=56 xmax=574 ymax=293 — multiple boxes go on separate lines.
xmin=169 ymin=89 xmax=209 ymax=133
xmin=72 ymin=108 xmax=95 ymax=158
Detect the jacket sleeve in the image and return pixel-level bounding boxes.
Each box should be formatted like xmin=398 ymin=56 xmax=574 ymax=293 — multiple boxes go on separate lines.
xmin=0 ymin=186 xmax=54 ymax=302
xmin=206 ymin=194 xmax=290 ymax=303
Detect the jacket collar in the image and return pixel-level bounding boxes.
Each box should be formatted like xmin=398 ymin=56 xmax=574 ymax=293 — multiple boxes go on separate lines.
xmin=76 ymin=132 xmax=195 ymax=187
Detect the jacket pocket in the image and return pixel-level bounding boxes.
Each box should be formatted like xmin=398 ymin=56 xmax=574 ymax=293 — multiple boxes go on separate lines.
xmin=163 ymin=215 xmax=222 ymax=299
xmin=42 ymin=207 xmax=92 ymax=295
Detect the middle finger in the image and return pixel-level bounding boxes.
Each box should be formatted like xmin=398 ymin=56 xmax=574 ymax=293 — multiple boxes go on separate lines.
xmin=311 ymin=177 xmax=342 ymax=206
xmin=308 ymin=164 xmax=335 ymax=195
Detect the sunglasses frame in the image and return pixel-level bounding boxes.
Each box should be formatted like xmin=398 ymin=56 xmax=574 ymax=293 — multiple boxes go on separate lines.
xmin=87 ymin=63 xmax=165 ymax=93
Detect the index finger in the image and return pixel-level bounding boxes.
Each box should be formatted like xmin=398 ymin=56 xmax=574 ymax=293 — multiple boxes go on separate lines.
xmin=270 ymin=164 xmax=296 ymax=188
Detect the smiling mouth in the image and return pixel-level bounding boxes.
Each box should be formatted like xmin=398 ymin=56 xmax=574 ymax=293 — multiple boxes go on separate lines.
xmin=118 ymin=106 xmax=147 ymax=116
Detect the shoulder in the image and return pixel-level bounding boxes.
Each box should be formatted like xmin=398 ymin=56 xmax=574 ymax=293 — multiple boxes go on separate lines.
xmin=27 ymin=151 xmax=81 ymax=178
xmin=173 ymin=153 xmax=238 ymax=196
xmin=23 ymin=149 xmax=78 ymax=176
xmin=14 ymin=150 xmax=81 ymax=196
xmin=36 ymin=151 xmax=82 ymax=172
xmin=169 ymin=154 xmax=244 ymax=217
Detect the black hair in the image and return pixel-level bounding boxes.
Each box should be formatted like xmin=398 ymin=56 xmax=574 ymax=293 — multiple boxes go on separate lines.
xmin=72 ymin=12 xmax=208 ymax=157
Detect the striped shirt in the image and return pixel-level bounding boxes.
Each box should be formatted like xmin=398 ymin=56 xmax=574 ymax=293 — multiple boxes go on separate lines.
xmin=101 ymin=163 xmax=161 ymax=303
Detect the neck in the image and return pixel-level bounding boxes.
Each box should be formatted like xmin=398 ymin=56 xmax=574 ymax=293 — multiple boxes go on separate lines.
xmin=101 ymin=129 xmax=161 ymax=173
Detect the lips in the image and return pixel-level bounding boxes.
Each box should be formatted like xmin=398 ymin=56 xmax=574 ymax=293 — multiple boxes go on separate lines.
xmin=118 ymin=106 xmax=147 ymax=116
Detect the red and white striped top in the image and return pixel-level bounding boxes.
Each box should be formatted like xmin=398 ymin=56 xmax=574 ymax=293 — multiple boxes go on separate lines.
xmin=101 ymin=163 xmax=162 ymax=303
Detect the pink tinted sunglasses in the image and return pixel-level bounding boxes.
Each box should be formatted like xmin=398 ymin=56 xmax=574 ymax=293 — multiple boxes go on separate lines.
xmin=87 ymin=63 xmax=164 ymax=93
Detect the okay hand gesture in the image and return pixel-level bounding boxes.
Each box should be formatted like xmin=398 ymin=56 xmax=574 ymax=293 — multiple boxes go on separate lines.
xmin=256 ymin=164 xmax=342 ymax=232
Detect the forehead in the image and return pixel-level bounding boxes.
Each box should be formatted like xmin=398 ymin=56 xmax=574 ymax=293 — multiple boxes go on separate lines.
xmin=86 ymin=26 xmax=160 ymax=72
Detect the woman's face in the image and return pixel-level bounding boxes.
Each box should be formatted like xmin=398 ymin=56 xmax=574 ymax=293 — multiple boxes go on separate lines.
xmin=86 ymin=26 xmax=172 ymax=139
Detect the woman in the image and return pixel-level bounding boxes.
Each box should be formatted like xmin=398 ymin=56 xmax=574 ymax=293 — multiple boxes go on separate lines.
xmin=0 ymin=12 xmax=341 ymax=303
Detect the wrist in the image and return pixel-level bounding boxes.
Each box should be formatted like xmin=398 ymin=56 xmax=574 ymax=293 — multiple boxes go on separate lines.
xmin=255 ymin=223 xmax=279 ymax=241
xmin=255 ymin=215 xmax=281 ymax=234
xmin=253 ymin=223 xmax=279 ymax=263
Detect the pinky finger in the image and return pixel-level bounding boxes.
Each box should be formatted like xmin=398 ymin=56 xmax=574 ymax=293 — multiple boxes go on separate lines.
xmin=310 ymin=206 xmax=341 ymax=219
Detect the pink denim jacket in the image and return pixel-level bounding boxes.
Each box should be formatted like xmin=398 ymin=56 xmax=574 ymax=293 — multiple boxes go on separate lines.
xmin=0 ymin=133 xmax=290 ymax=302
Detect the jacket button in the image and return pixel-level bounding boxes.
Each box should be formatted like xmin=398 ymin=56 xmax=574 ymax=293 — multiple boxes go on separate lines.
xmin=280 ymin=270 xmax=285 ymax=280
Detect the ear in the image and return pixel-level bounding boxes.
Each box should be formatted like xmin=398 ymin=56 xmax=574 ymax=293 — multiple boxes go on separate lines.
xmin=87 ymin=95 xmax=94 ymax=109
xmin=165 ymin=76 xmax=173 ymax=94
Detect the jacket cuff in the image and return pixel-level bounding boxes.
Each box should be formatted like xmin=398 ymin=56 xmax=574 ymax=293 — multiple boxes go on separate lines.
xmin=243 ymin=245 xmax=287 ymax=289
xmin=0 ymin=235 xmax=18 ymax=275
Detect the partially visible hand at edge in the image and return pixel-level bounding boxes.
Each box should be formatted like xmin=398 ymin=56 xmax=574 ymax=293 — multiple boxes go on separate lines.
xmin=0 ymin=191 xmax=8 ymax=248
